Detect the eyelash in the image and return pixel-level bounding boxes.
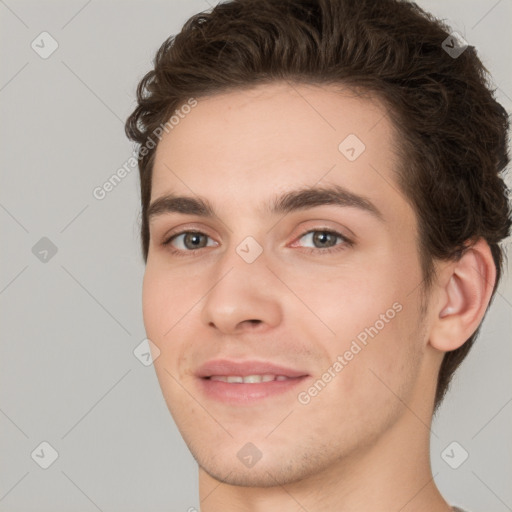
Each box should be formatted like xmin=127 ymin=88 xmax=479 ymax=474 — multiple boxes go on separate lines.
xmin=162 ymin=228 xmax=353 ymax=257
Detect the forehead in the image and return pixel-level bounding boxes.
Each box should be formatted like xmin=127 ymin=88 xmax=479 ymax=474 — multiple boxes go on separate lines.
xmin=151 ymin=82 xmax=410 ymax=223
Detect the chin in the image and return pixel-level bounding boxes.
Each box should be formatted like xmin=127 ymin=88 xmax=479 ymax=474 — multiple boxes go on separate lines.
xmin=199 ymin=460 xmax=314 ymax=488
xmin=191 ymin=439 xmax=333 ymax=489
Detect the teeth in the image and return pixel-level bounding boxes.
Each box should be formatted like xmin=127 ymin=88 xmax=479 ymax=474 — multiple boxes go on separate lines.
xmin=243 ymin=375 xmax=264 ymax=383
xmin=209 ymin=374 xmax=289 ymax=383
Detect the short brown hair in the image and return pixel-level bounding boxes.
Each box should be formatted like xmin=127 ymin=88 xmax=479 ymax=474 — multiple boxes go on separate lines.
xmin=125 ymin=0 xmax=511 ymax=410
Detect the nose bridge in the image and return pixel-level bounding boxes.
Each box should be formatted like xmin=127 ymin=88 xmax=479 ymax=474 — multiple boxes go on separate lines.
xmin=200 ymin=232 xmax=282 ymax=332
xmin=214 ymin=213 xmax=270 ymax=279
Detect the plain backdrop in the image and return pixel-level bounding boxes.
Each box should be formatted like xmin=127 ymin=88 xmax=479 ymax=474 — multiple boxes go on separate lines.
xmin=1 ymin=1 xmax=511 ymax=511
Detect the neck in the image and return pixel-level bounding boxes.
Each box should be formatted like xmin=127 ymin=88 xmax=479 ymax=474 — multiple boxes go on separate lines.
xmin=197 ymin=408 xmax=451 ymax=512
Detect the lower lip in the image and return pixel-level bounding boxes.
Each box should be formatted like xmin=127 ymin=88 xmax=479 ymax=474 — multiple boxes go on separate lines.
xmin=198 ymin=376 xmax=309 ymax=404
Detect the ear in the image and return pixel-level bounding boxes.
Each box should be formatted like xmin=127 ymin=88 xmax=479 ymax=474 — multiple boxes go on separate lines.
xmin=428 ymin=238 xmax=497 ymax=352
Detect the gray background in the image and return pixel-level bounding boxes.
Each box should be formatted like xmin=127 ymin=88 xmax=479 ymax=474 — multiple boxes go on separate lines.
xmin=0 ymin=0 xmax=511 ymax=511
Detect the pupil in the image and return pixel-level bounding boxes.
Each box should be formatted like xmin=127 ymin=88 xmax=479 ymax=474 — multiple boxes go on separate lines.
xmin=186 ymin=233 xmax=204 ymax=248
xmin=314 ymin=231 xmax=334 ymax=247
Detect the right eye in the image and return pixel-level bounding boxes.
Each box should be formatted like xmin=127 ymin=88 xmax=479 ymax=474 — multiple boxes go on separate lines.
xmin=163 ymin=231 xmax=218 ymax=255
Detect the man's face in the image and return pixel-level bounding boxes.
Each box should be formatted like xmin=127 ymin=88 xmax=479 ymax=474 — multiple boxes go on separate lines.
xmin=143 ymin=82 xmax=432 ymax=486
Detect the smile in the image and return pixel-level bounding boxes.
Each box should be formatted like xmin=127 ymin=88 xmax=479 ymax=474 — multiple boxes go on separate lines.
xmin=208 ymin=374 xmax=293 ymax=383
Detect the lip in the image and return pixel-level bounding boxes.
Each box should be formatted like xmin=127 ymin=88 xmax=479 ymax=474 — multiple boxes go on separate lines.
xmin=196 ymin=359 xmax=308 ymax=378
xmin=196 ymin=359 xmax=310 ymax=405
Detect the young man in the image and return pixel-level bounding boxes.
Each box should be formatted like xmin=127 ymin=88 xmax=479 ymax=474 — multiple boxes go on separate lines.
xmin=125 ymin=0 xmax=510 ymax=510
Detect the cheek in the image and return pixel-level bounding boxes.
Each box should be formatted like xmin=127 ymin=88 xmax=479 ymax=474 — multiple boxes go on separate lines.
xmin=299 ymin=259 xmax=422 ymax=411
xmin=142 ymin=265 xmax=197 ymax=383
xmin=142 ymin=268 xmax=190 ymax=419
xmin=331 ymin=299 xmax=422 ymax=423
xmin=141 ymin=268 xmax=166 ymax=345
xmin=141 ymin=264 xmax=197 ymax=345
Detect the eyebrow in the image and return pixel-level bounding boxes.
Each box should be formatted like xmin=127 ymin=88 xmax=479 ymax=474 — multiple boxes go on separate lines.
xmin=147 ymin=184 xmax=384 ymax=223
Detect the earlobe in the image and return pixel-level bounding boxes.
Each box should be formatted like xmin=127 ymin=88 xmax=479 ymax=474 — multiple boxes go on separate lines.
xmin=429 ymin=238 xmax=496 ymax=353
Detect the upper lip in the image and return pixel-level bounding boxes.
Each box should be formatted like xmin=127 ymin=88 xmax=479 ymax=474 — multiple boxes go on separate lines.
xmin=196 ymin=359 xmax=309 ymax=378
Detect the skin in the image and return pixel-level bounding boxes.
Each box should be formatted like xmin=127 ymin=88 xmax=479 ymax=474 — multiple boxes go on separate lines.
xmin=142 ymin=81 xmax=495 ymax=512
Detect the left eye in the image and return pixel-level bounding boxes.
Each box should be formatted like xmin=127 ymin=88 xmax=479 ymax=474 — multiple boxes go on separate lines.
xmin=294 ymin=229 xmax=350 ymax=251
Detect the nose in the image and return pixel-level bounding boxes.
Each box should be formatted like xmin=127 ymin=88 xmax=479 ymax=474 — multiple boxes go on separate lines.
xmin=200 ymin=248 xmax=283 ymax=335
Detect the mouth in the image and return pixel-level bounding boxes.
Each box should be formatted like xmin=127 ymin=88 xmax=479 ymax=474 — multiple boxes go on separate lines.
xmin=209 ymin=374 xmax=297 ymax=383
xmin=196 ymin=360 xmax=310 ymax=404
